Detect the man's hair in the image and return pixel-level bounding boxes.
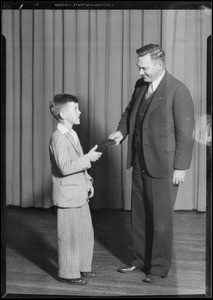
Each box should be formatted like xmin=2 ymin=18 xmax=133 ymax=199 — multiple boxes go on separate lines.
xmin=136 ymin=44 xmax=165 ymax=63
xmin=49 ymin=94 xmax=78 ymax=120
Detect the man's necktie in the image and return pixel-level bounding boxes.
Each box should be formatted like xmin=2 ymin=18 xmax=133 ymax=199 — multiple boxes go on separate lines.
xmin=145 ymin=83 xmax=153 ymax=99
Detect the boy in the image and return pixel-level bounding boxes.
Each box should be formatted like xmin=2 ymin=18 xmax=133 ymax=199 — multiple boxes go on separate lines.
xmin=49 ymin=94 xmax=102 ymax=285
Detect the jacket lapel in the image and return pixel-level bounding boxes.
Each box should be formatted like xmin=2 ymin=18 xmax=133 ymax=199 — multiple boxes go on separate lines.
xmin=130 ymin=84 xmax=147 ymax=133
xmin=65 ymin=133 xmax=81 ymax=156
xmin=132 ymin=84 xmax=147 ymax=117
xmin=145 ymin=71 xmax=168 ymax=116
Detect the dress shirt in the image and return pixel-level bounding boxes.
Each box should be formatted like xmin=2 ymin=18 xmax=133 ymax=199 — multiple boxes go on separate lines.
xmin=57 ymin=123 xmax=79 ymax=144
xmin=151 ymin=69 xmax=165 ymax=92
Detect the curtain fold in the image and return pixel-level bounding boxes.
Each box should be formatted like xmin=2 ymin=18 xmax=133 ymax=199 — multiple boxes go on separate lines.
xmin=2 ymin=9 xmax=211 ymax=210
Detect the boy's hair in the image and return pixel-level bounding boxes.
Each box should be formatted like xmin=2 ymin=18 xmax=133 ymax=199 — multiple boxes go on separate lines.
xmin=49 ymin=94 xmax=78 ymax=120
xmin=136 ymin=44 xmax=165 ymax=63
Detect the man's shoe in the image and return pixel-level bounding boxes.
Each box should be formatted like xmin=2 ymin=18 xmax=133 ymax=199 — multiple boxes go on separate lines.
xmin=143 ymin=274 xmax=161 ymax=283
xmin=58 ymin=277 xmax=87 ymax=285
xmin=81 ymin=271 xmax=96 ymax=278
xmin=117 ymin=265 xmax=141 ymax=273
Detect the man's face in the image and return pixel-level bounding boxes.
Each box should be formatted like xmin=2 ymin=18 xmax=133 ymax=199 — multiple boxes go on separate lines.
xmin=62 ymin=102 xmax=81 ymax=125
xmin=136 ymin=54 xmax=163 ymax=83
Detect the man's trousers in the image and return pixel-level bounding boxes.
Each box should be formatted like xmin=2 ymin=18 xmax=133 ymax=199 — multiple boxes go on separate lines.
xmin=131 ymin=147 xmax=178 ymax=277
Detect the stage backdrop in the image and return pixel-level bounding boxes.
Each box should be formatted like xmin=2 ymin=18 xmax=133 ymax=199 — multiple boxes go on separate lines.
xmin=2 ymin=9 xmax=211 ymax=210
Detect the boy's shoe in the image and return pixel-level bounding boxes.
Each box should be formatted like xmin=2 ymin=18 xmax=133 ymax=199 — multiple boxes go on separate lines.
xmin=58 ymin=277 xmax=87 ymax=285
xmin=81 ymin=271 xmax=96 ymax=278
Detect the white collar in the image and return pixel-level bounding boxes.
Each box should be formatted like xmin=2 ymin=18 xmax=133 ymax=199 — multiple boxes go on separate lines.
xmin=151 ymin=69 xmax=165 ymax=92
xmin=57 ymin=123 xmax=69 ymax=134
xmin=57 ymin=123 xmax=78 ymax=143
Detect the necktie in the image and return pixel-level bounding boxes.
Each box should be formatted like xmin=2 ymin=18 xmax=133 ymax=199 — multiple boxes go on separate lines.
xmin=145 ymin=83 xmax=153 ymax=99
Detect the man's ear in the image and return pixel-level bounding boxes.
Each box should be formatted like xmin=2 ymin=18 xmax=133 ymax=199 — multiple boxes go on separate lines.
xmin=158 ymin=60 xmax=163 ymax=69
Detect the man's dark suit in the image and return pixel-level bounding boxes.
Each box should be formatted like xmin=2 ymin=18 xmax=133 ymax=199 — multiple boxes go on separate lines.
xmin=117 ymin=70 xmax=194 ymax=277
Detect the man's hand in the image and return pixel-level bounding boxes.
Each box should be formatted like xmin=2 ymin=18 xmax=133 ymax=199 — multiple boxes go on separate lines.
xmin=172 ymin=170 xmax=186 ymax=186
xmin=108 ymin=131 xmax=123 ymax=145
xmin=87 ymin=145 xmax=102 ymax=162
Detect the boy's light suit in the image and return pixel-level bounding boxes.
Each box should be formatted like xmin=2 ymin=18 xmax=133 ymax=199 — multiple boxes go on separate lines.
xmin=49 ymin=123 xmax=94 ymax=279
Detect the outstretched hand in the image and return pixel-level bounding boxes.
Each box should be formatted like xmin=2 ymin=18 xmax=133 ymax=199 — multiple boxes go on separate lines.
xmin=88 ymin=145 xmax=102 ymax=162
xmin=108 ymin=131 xmax=123 ymax=145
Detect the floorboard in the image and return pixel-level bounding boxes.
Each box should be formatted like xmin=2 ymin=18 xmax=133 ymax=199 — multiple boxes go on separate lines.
xmin=3 ymin=207 xmax=207 ymax=297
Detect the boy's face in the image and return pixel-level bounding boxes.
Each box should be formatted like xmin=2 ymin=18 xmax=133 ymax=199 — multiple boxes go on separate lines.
xmin=62 ymin=102 xmax=81 ymax=125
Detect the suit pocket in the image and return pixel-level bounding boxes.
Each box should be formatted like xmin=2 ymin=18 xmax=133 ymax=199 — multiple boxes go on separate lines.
xmin=60 ymin=177 xmax=80 ymax=186
xmin=165 ymin=143 xmax=176 ymax=152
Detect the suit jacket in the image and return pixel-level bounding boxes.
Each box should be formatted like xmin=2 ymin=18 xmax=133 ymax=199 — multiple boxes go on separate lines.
xmin=117 ymin=70 xmax=195 ymax=178
xmin=49 ymin=129 xmax=93 ymax=208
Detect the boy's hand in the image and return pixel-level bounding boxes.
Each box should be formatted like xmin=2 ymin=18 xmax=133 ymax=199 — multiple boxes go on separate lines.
xmin=88 ymin=186 xmax=94 ymax=198
xmin=88 ymin=145 xmax=102 ymax=162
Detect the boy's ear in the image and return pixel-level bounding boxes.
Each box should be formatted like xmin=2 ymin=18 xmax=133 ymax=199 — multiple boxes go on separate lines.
xmin=59 ymin=109 xmax=66 ymax=119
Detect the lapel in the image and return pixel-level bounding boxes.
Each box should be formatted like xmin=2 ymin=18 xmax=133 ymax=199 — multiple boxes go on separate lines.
xmin=130 ymin=84 xmax=147 ymax=133
xmin=145 ymin=70 xmax=168 ymax=116
xmin=65 ymin=133 xmax=81 ymax=156
xmin=132 ymin=84 xmax=147 ymax=116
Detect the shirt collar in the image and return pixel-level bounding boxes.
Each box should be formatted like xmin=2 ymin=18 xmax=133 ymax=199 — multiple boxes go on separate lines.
xmin=151 ymin=69 xmax=165 ymax=92
xmin=57 ymin=123 xmax=78 ymax=144
xmin=57 ymin=123 xmax=69 ymax=134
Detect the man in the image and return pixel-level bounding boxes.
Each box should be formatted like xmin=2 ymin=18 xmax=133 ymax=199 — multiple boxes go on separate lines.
xmin=109 ymin=44 xmax=194 ymax=283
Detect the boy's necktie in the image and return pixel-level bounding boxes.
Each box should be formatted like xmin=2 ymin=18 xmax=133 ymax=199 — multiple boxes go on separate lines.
xmin=145 ymin=83 xmax=153 ymax=99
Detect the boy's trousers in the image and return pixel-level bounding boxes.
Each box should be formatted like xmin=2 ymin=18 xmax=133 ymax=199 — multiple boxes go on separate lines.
xmin=57 ymin=201 xmax=94 ymax=279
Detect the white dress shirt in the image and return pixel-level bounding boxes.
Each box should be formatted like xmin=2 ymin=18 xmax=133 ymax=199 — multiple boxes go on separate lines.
xmin=151 ymin=69 xmax=165 ymax=92
xmin=57 ymin=123 xmax=79 ymax=144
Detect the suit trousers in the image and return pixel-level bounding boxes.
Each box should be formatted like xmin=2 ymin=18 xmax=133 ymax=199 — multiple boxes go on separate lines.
xmin=57 ymin=201 xmax=94 ymax=279
xmin=131 ymin=146 xmax=178 ymax=277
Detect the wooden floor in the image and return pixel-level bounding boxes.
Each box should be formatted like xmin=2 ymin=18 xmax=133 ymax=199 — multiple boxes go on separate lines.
xmin=3 ymin=206 xmax=207 ymax=297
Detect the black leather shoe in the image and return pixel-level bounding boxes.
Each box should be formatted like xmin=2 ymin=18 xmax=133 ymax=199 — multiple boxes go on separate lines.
xmin=143 ymin=274 xmax=161 ymax=283
xmin=81 ymin=271 xmax=96 ymax=278
xmin=117 ymin=265 xmax=141 ymax=273
xmin=58 ymin=277 xmax=87 ymax=285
